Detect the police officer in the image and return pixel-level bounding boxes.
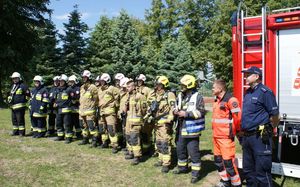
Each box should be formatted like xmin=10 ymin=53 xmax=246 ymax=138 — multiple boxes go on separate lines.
xmin=212 ymin=79 xmax=241 ymax=187
xmin=146 ymin=76 xmax=175 ymax=173
xmin=8 ymin=72 xmax=30 ymax=136
xmin=241 ymin=66 xmax=279 ymax=187
xmin=78 ymin=70 xmax=99 ymax=147
xmin=124 ymin=79 xmax=147 ymax=165
xmin=54 ymin=74 xmax=75 ymax=143
xmin=136 ymin=74 xmax=154 ymax=154
xmin=46 ymin=76 xmax=60 ymax=137
xmin=173 ymin=74 xmax=205 ymax=184
xmin=68 ymin=75 xmax=81 ymax=140
xmin=98 ymin=73 xmax=120 ymax=153
xmin=30 ymin=75 xmax=49 ymax=138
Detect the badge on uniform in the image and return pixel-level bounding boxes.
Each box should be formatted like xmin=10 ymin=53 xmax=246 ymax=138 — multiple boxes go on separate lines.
xmin=232 ymin=101 xmax=238 ymax=108
xmin=43 ymin=93 xmax=47 ymax=97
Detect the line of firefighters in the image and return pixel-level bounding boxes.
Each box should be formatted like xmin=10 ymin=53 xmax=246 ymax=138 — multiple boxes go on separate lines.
xmin=8 ymin=70 xmax=244 ymax=186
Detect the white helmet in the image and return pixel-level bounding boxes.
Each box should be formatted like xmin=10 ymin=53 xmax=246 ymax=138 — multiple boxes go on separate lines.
xmin=59 ymin=74 xmax=68 ymax=82
xmin=114 ymin=73 xmax=125 ymax=80
xmin=136 ymin=74 xmax=146 ymax=82
xmin=120 ymin=77 xmax=129 ymax=88
xmin=11 ymin=72 xmax=22 ymax=80
xmin=100 ymin=73 xmax=111 ymax=83
xmin=53 ymin=76 xmax=60 ymax=81
xmin=95 ymin=75 xmax=100 ymax=81
xmin=33 ymin=75 xmax=44 ymax=85
xmin=68 ymin=75 xmax=78 ymax=84
xmin=82 ymin=70 xmax=92 ymax=78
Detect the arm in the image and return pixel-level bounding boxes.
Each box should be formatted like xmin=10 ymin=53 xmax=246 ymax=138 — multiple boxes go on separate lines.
xmin=264 ymin=90 xmax=280 ymax=128
xmin=228 ymin=97 xmax=242 ymax=133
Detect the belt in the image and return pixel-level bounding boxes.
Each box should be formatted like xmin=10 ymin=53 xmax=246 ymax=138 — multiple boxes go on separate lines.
xmin=243 ymin=130 xmax=258 ymax=137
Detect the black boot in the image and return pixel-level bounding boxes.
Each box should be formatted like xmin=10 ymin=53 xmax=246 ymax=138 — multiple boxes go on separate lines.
xmin=36 ymin=132 xmax=45 ymax=138
xmin=75 ymin=132 xmax=83 ymax=140
xmin=90 ymin=137 xmax=98 ymax=148
xmin=78 ymin=137 xmax=89 ymax=145
xmin=54 ymin=136 xmax=64 ymax=141
xmin=215 ymin=180 xmax=231 ymax=187
xmin=45 ymin=130 xmax=55 ymax=137
xmin=173 ymin=167 xmax=189 ymax=175
xmin=99 ymin=141 xmax=109 ymax=149
xmin=112 ymin=147 xmax=120 ymax=154
xmin=191 ymin=176 xmax=200 ymax=184
xmin=11 ymin=130 xmax=19 ymax=136
xmin=161 ymin=166 xmax=170 ymax=173
xmin=125 ymin=153 xmax=134 ymax=160
xmin=32 ymin=131 xmax=38 ymax=138
xmin=131 ymin=157 xmax=140 ymax=165
xmin=19 ymin=130 xmax=25 ymax=137
xmin=65 ymin=137 xmax=72 ymax=144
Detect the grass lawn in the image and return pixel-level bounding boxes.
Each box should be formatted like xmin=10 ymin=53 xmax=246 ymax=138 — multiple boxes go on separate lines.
xmin=0 ymin=108 xmax=299 ymax=186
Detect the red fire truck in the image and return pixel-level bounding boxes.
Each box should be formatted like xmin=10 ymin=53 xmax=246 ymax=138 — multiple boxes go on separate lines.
xmin=231 ymin=4 xmax=300 ymax=178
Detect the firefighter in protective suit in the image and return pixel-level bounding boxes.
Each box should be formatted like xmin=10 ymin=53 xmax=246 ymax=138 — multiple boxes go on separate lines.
xmin=173 ymin=74 xmax=205 ymax=184
xmin=145 ymin=76 xmax=175 ymax=173
xmin=124 ymin=79 xmax=147 ymax=165
xmin=98 ymin=73 xmax=120 ymax=153
xmin=212 ymin=79 xmax=242 ymax=187
xmin=136 ymin=74 xmax=153 ymax=154
xmin=46 ymin=76 xmax=60 ymax=137
xmin=30 ymin=75 xmax=49 ymax=138
xmin=68 ymin=75 xmax=82 ymax=140
xmin=8 ymin=72 xmax=30 ymax=136
xmin=54 ymin=74 xmax=76 ymax=143
xmin=78 ymin=70 xmax=99 ymax=147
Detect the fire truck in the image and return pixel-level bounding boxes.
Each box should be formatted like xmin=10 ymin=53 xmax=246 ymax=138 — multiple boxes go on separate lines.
xmin=231 ymin=4 xmax=300 ymax=178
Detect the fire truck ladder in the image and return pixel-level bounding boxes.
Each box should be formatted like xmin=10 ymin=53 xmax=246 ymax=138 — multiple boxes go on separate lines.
xmin=240 ymin=6 xmax=266 ymax=95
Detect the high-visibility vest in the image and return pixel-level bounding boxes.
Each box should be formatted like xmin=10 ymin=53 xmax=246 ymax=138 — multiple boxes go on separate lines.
xmin=212 ymin=92 xmax=241 ymax=139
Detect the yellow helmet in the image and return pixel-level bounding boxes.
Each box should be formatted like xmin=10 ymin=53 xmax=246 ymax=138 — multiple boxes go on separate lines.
xmin=155 ymin=75 xmax=169 ymax=88
xmin=180 ymin=74 xmax=196 ymax=89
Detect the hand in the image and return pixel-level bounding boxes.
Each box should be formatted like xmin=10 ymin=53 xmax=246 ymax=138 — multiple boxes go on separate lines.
xmin=53 ymin=103 xmax=57 ymax=108
xmin=39 ymin=106 xmax=45 ymax=112
xmin=7 ymin=96 xmax=12 ymax=103
xmin=177 ymin=110 xmax=186 ymax=118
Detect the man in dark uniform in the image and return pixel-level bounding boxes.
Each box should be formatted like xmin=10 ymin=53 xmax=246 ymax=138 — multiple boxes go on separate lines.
xmin=241 ymin=66 xmax=279 ymax=187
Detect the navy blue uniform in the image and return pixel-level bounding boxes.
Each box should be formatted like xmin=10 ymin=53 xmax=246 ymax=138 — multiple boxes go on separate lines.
xmin=30 ymin=85 xmax=49 ymax=138
xmin=55 ymin=86 xmax=75 ymax=141
xmin=241 ymin=83 xmax=279 ymax=187
xmin=47 ymin=86 xmax=59 ymax=135
xmin=70 ymin=85 xmax=81 ymax=138
xmin=8 ymin=82 xmax=30 ymax=136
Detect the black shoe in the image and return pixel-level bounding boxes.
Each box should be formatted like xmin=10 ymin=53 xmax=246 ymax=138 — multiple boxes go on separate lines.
xmin=161 ymin=166 xmax=169 ymax=173
xmin=75 ymin=132 xmax=83 ymax=140
xmin=215 ymin=180 xmax=231 ymax=187
xmin=125 ymin=154 xmax=134 ymax=160
xmin=45 ymin=131 xmax=55 ymax=137
xmin=131 ymin=157 xmax=140 ymax=165
xmin=19 ymin=130 xmax=25 ymax=137
xmin=32 ymin=132 xmax=38 ymax=138
xmin=99 ymin=142 xmax=109 ymax=149
xmin=122 ymin=147 xmax=128 ymax=152
xmin=173 ymin=168 xmax=189 ymax=175
xmin=10 ymin=131 xmax=19 ymax=136
xmin=54 ymin=136 xmax=64 ymax=141
xmin=90 ymin=138 xmax=98 ymax=148
xmin=153 ymin=161 xmax=163 ymax=167
xmin=112 ymin=147 xmax=119 ymax=154
xmin=191 ymin=176 xmax=200 ymax=184
xmin=36 ymin=133 xmax=45 ymax=138
xmin=65 ymin=137 xmax=72 ymax=144
xmin=78 ymin=138 xmax=89 ymax=145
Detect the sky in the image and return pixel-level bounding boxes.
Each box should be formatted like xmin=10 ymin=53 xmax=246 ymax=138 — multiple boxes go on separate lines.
xmin=49 ymin=0 xmax=152 ymax=35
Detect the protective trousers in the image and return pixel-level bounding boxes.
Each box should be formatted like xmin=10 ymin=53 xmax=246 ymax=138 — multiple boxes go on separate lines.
xmin=80 ymin=115 xmax=98 ymax=138
xmin=242 ymin=134 xmax=273 ymax=187
xmin=155 ymin=123 xmax=172 ymax=166
xmin=98 ymin=115 xmax=118 ymax=148
xmin=176 ymin=134 xmax=201 ymax=178
xmin=48 ymin=113 xmax=56 ymax=134
xmin=72 ymin=113 xmax=81 ymax=137
xmin=32 ymin=116 xmax=47 ymax=136
xmin=56 ymin=113 xmax=73 ymax=138
xmin=141 ymin=122 xmax=154 ymax=152
xmin=127 ymin=124 xmax=142 ymax=157
xmin=213 ymin=138 xmax=241 ymax=186
xmin=11 ymin=109 xmax=26 ymax=135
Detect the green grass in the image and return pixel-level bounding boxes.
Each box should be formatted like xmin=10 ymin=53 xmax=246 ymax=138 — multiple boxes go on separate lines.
xmin=0 ymin=108 xmax=299 ymax=186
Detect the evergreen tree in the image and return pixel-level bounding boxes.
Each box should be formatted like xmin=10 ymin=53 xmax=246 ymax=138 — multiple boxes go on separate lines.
xmin=88 ymin=16 xmax=114 ymax=76
xmin=31 ymin=19 xmax=61 ymax=85
xmin=111 ymin=10 xmax=144 ymax=78
xmin=60 ymin=5 xmax=88 ymax=77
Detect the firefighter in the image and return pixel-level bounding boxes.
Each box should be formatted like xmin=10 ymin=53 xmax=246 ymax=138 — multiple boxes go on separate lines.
xmin=98 ymin=73 xmax=120 ymax=153
xmin=54 ymin=74 xmax=75 ymax=143
xmin=46 ymin=76 xmax=60 ymax=137
xmin=68 ymin=75 xmax=81 ymax=140
xmin=114 ymin=73 xmax=125 ymax=88
xmin=78 ymin=70 xmax=99 ymax=147
xmin=114 ymin=73 xmax=125 ymax=148
xmin=8 ymin=72 xmax=30 ymax=136
xmin=173 ymin=74 xmax=205 ymax=184
xmin=136 ymin=74 xmax=154 ymax=154
xmin=30 ymin=75 xmax=49 ymax=138
xmin=145 ymin=75 xmax=176 ymax=173
xmin=241 ymin=66 xmax=279 ymax=187
xmin=124 ymin=79 xmax=147 ymax=165
xmin=212 ymin=79 xmax=242 ymax=187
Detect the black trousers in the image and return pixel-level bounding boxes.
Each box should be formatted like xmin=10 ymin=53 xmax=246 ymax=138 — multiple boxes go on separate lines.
xmin=48 ymin=113 xmax=56 ymax=132
xmin=56 ymin=113 xmax=73 ymax=138
xmin=11 ymin=108 xmax=25 ymax=135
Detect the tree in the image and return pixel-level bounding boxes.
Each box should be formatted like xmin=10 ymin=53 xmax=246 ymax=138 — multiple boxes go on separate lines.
xmin=111 ymin=10 xmax=144 ymax=78
xmin=87 ymin=16 xmax=114 ymax=76
xmin=0 ymin=0 xmax=50 ymax=104
xmin=60 ymin=5 xmax=88 ymax=77
xmin=31 ymin=19 xmax=61 ymax=85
